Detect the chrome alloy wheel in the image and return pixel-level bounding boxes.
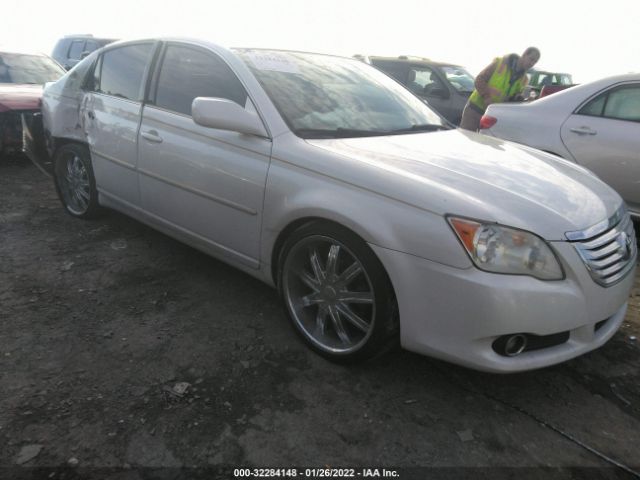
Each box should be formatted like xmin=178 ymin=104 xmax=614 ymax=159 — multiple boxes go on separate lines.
xmin=58 ymin=151 xmax=91 ymax=215
xmin=282 ymin=235 xmax=376 ymax=354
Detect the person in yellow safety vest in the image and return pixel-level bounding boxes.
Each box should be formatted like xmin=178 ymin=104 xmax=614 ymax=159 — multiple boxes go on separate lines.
xmin=459 ymin=47 xmax=540 ymax=131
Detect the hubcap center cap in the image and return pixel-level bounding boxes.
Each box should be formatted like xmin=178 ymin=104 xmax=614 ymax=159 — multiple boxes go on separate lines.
xmin=322 ymin=286 xmax=338 ymax=302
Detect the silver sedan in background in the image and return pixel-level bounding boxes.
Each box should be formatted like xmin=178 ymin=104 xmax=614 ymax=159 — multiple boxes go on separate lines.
xmin=481 ymin=74 xmax=640 ymax=218
xmin=41 ymin=39 xmax=636 ymax=372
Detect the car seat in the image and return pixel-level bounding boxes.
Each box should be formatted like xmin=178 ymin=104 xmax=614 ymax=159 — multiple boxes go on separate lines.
xmin=407 ymin=70 xmax=422 ymax=93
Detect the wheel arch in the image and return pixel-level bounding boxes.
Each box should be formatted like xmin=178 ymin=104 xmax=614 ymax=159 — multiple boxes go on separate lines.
xmin=273 ymin=216 xmax=401 ymax=361
xmin=51 ymin=140 xmax=102 ymax=219
xmin=51 ymin=137 xmax=90 ymax=157
xmin=270 ymin=216 xmax=397 ymax=298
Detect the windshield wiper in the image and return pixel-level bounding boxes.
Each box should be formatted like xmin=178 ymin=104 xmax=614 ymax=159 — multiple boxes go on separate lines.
xmin=387 ymin=124 xmax=450 ymax=134
xmin=294 ymin=128 xmax=385 ymax=139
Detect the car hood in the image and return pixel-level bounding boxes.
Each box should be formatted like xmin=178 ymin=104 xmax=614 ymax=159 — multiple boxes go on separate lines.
xmin=0 ymin=84 xmax=43 ymax=112
xmin=306 ymin=129 xmax=622 ymax=240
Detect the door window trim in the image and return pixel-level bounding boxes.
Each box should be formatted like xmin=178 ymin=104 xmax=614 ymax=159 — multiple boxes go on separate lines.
xmin=575 ymin=81 xmax=640 ymax=124
xmin=148 ymin=42 xmax=248 ymax=114
xmin=67 ymin=40 xmax=86 ymax=61
xmin=146 ymin=41 xmax=271 ymax=138
xmin=85 ymin=41 xmax=160 ymax=104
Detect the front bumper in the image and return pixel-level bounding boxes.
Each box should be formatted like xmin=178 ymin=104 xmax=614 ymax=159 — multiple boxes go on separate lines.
xmin=0 ymin=110 xmax=25 ymax=155
xmin=0 ymin=110 xmax=50 ymax=174
xmin=371 ymin=241 xmax=635 ymax=373
xmin=22 ymin=111 xmax=52 ymax=175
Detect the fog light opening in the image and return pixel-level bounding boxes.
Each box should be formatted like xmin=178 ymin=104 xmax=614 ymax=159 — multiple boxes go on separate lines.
xmin=504 ymin=334 xmax=528 ymax=356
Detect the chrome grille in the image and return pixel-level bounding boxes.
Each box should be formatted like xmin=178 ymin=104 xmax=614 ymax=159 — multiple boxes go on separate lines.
xmin=566 ymin=207 xmax=637 ymax=287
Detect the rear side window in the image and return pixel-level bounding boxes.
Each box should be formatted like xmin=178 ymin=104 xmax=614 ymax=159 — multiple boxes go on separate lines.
xmin=578 ymin=84 xmax=640 ymax=122
xmin=68 ymin=40 xmax=85 ymax=61
xmin=94 ymin=43 xmax=154 ymax=101
xmin=153 ymin=44 xmax=247 ymax=116
xmin=85 ymin=40 xmax=99 ymax=53
xmin=371 ymin=61 xmax=407 ymax=84
xmin=579 ymin=94 xmax=606 ymax=117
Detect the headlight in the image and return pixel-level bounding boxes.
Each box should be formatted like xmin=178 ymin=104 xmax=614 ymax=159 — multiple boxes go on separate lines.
xmin=448 ymin=217 xmax=564 ymax=280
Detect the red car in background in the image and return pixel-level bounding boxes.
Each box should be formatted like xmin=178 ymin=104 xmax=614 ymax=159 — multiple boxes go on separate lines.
xmin=524 ymin=69 xmax=574 ymax=100
xmin=0 ymin=49 xmax=65 ymax=165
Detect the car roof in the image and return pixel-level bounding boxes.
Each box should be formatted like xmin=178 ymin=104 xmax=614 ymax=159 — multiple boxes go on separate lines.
xmin=62 ymin=34 xmax=116 ymax=40
xmin=366 ymin=55 xmax=463 ymax=68
xmin=99 ymin=38 xmax=356 ymax=62
xmin=529 ymin=69 xmax=571 ymax=76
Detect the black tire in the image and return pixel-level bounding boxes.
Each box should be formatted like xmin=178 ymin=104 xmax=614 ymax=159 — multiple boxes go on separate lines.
xmin=277 ymin=221 xmax=398 ymax=363
xmin=53 ymin=143 xmax=101 ymax=219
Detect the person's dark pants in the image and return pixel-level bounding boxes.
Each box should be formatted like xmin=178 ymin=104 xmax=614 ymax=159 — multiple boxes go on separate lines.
xmin=459 ymin=103 xmax=483 ymax=131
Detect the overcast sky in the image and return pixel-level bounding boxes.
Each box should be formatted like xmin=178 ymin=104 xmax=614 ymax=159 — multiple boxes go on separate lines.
xmin=3 ymin=0 xmax=639 ymax=83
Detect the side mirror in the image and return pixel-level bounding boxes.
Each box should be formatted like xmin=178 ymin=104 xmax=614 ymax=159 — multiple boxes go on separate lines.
xmin=192 ymin=97 xmax=268 ymax=137
xmin=80 ymin=51 xmax=91 ymax=59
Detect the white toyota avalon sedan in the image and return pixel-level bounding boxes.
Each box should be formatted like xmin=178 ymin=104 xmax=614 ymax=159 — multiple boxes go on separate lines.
xmin=40 ymin=38 xmax=636 ymax=372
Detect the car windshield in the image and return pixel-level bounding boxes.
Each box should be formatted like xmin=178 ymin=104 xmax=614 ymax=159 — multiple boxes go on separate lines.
xmin=440 ymin=66 xmax=475 ymax=92
xmin=0 ymin=53 xmax=66 ymax=84
xmin=235 ymin=49 xmax=445 ymax=139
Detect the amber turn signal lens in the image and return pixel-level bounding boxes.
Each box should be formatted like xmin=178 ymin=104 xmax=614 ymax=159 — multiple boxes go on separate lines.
xmin=449 ymin=218 xmax=481 ymax=254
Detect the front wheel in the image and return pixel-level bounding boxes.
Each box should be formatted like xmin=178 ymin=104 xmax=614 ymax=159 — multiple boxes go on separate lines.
xmin=53 ymin=143 xmax=101 ymax=219
xmin=278 ymin=222 xmax=398 ymax=363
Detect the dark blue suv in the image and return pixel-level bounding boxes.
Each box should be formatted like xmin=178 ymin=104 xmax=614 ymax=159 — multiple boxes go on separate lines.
xmin=52 ymin=35 xmax=116 ymax=70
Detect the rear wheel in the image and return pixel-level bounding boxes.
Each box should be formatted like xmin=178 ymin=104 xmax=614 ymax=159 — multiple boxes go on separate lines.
xmin=278 ymin=222 xmax=398 ymax=363
xmin=53 ymin=143 xmax=101 ymax=219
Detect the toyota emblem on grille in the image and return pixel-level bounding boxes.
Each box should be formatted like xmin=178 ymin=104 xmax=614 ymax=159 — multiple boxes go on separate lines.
xmin=616 ymin=232 xmax=632 ymax=260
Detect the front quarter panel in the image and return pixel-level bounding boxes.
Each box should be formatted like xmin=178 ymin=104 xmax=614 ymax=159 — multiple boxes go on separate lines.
xmin=260 ymin=134 xmax=473 ymax=284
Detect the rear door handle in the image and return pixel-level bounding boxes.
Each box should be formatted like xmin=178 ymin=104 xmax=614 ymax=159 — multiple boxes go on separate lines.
xmin=141 ymin=130 xmax=163 ymax=143
xmin=570 ymin=126 xmax=597 ymax=135
xmin=87 ymin=110 xmax=95 ymax=120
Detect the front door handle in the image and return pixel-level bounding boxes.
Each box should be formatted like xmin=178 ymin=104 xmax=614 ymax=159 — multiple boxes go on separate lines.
xmin=570 ymin=126 xmax=597 ymax=135
xmin=141 ymin=130 xmax=163 ymax=143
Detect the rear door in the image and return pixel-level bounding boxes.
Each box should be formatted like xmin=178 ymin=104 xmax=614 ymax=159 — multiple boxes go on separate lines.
xmin=137 ymin=42 xmax=272 ymax=267
xmin=560 ymin=82 xmax=640 ymax=213
xmin=82 ymin=42 xmax=157 ymax=206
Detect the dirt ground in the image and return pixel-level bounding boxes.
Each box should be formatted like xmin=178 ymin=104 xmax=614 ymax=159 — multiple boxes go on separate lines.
xmin=1 ymin=156 xmax=640 ymax=480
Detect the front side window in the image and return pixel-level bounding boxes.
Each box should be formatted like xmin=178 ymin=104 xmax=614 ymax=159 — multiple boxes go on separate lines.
xmin=558 ymin=74 xmax=572 ymax=85
xmin=96 ymin=43 xmax=154 ymax=101
xmin=578 ymin=84 xmax=640 ymax=122
xmin=0 ymin=53 xmax=66 ymax=84
xmin=412 ymin=67 xmax=447 ymax=95
xmin=441 ymin=66 xmax=475 ymax=93
xmin=153 ymin=44 xmax=247 ymax=116
xmin=236 ymin=49 xmax=444 ymax=138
